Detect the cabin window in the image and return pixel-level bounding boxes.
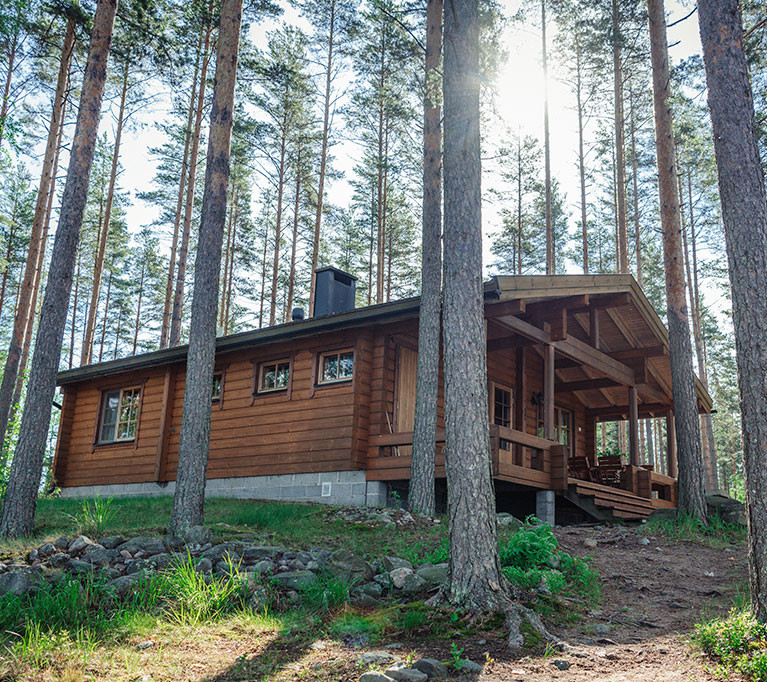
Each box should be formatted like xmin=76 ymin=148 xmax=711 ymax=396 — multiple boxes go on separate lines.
xmin=211 ymin=372 xmax=223 ymax=402
xmin=491 ymin=383 xmax=513 ymax=451
xmin=318 ymin=350 xmax=354 ymax=384
xmin=258 ymin=359 xmax=291 ymax=393
xmin=98 ymin=386 xmax=141 ymax=443
xmin=536 ymin=405 xmax=575 ymax=455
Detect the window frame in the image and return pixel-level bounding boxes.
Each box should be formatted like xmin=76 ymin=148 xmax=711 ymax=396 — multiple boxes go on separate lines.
xmin=491 ymin=382 xmax=513 ymax=429
xmin=211 ymin=370 xmax=224 ymax=407
xmin=316 ymin=348 xmax=355 ymax=386
xmin=96 ymin=385 xmax=142 ymax=445
xmin=255 ymin=358 xmax=292 ymax=395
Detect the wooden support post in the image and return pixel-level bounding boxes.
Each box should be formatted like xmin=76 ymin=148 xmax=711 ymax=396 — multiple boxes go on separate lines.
xmin=590 ymin=307 xmax=600 ymax=350
xmin=514 ymin=346 xmax=527 ymax=466
xmin=155 ymin=367 xmax=176 ymax=482
xmin=638 ymin=466 xmax=652 ymax=499
xmin=666 ymin=410 xmax=678 ymax=479
xmin=550 ymin=444 xmax=568 ymax=491
xmin=629 ymin=385 xmax=639 ymax=466
xmin=543 ymin=343 xmax=555 ymax=440
xmin=585 ymin=413 xmax=597 ymax=466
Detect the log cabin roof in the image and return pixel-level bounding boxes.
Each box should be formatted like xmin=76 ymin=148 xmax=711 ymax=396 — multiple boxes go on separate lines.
xmin=56 ymin=273 xmax=713 ymax=414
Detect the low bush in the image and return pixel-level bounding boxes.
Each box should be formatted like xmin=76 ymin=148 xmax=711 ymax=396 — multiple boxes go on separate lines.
xmin=499 ymin=518 xmax=600 ymax=604
xmin=642 ymin=512 xmax=746 ymax=547
xmin=693 ymin=610 xmax=767 ymax=680
xmin=296 ymin=571 xmax=350 ymax=613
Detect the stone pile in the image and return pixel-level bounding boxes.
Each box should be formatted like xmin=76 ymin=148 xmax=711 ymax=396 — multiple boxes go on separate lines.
xmin=356 ymin=652 xmax=452 ymax=681
xmin=0 ymin=526 xmax=450 ymax=605
xmin=333 ymin=507 xmax=441 ymax=529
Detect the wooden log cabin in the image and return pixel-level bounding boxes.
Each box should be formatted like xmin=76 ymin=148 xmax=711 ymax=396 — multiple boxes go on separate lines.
xmin=52 ymin=270 xmax=713 ymax=523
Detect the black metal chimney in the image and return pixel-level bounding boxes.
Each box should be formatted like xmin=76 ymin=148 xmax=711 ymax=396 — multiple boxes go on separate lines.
xmin=313 ymin=267 xmax=357 ymax=317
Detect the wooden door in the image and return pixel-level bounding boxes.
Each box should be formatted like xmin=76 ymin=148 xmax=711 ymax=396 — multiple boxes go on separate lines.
xmin=395 ymin=346 xmax=418 ymax=456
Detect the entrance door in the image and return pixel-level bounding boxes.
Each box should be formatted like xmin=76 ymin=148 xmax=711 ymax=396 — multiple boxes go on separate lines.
xmin=395 ymin=346 xmax=418 ymax=456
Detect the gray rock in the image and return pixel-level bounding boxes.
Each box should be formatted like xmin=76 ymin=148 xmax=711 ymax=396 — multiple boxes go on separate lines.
xmin=68 ymin=535 xmax=95 ymax=554
xmin=99 ymin=536 xmax=126 ymax=550
xmin=497 ymin=512 xmax=524 ymax=531
xmin=357 ymin=651 xmax=396 ymax=666
xmin=109 ymin=575 xmax=139 ymax=596
xmin=413 ymin=659 xmax=448 ymax=679
xmin=594 ymin=623 xmax=611 ymax=635
xmin=637 ymin=537 xmax=650 ymax=546
xmin=148 ymin=553 xmax=172 ymax=570
xmin=350 ymin=590 xmax=380 ymax=607
xmin=296 ymin=551 xmax=312 ymax=564
xmin=253 ymin=560 xmax=274 ymax=576
xmin=382 ymin=556 xmax=413 ymax=572
xmin=309 ymin=548 xmax=331 ymax=563
xmin=65 ymin=560 xmax=94 ymax=575
xmin=125 ymin=559 xmax=152 ymax=575
xmin=272 ymin=570 xmax=318 ymax=590
xmin=389 ymin=567 xmax=413 ymax=589
xmin=400 ymin=572 xmax=428 ymax=594
xmin=26 ymin=549 xmax=39 ymax=564
xmin=116 ymin=537 xmax=167 ymax=556
xmin=707 ymin=494 xmax=746 ymax=526
xmin=202 ymin=542 xmax=247 ymax=563
xmin=415 ymin=563 xmax=448 ymax=585
xmin=359 ymin=581 xmax=383 ymax=598
xmin=359 ymin=673 xmax=396 ymax=682
xmin=54 ymin=536 xmax=69 ymax=550
xmin=460 ymin=660 xmax=484 ymax=673
xmin=306 ymin=560 xmax=320 ymax=572
xmin=283 ymin=551 xmax=297 ymax=561
xmin=164 ymin=535 xmax=185 ymax=552
xmin=0 ymin=571 xmax=39 ymax=596
xmin=82 ymin=547 xmax=118 ymax=567
xmin=374 ymin=573 xmax=392 ymax=588
xmin=37 ymin=543 xmax=56 ymax=557
xmin=249 ymin=587 xmax=271 ymax=610
xmin=583 ymin=538 xmax=598 ymax=549
xmin=385 ymin=662 xmax=428 ymax=682
xmin=184 ymin=525 xmax=214 ymax=546
xmin=195 ymin=557 xmax=213 ymax=574
xmin=552 ymin=659 xmax=571 ymax=670
xmin=328 ymin=548 xmax=373 ymax=585
xmin=49 ymin=552 xmax=70 ymax=568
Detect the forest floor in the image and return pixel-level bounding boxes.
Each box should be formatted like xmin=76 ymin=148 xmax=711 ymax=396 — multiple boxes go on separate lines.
xmin=0 ymin=498 xmax=748 ymax=681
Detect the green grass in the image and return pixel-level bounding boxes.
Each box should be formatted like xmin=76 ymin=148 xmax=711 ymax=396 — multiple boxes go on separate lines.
xmin=641 ymin=512 xmax=746 ymax=547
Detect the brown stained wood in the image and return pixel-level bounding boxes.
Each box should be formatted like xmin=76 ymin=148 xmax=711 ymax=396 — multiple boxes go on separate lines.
xmin=52 ymin=388 xmax=76 ymax=486
xmin=590 ymin=307 xmax=600 ymax=350
xmin=543 ymin=343 xmax=554 ymax=440
xmin=629 ymin=386 xmax=639 ymax=466
xmin=555 ymin=377 xmax=620 ymax=392
xmin=484 ymin=299 xmax=526 ymax=317
xmin=553 ymin=336 xmax=635 ymax=387
xmin=610 ymin=345 xmax=667 ymax=360
xmin=154 ymin=367 xmax=176 ymax=481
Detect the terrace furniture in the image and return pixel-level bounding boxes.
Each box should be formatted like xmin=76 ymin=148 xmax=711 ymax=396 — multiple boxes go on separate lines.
xmin=597 ymin=455 xmax=624 ymax=487
xmin=568 ymin=456 xmax=599 ymax=482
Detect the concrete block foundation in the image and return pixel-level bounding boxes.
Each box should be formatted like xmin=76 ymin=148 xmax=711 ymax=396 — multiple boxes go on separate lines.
xmin=536 ymin=489 xmax=556 ymax=526
xmin=60 ymin=471 xmax=389 ymax=508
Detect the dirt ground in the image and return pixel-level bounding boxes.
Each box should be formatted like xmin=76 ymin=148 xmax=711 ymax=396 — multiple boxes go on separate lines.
xmin=288 ymin=524 xmax=747 ymax=682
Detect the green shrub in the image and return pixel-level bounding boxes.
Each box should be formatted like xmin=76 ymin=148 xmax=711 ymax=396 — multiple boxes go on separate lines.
xmin=499 ymin=519 xmax=559 ymax=571
xmin=693 ymin=610 xmax=767 ymax=680
xmin=297 ymin=571 xmax=350 ymax=613
xmin=62 ymin=497 xmax=117 ymax=538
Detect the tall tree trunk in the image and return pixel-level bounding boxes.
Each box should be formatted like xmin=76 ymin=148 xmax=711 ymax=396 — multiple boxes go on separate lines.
xmin=286 ymin=148 xmax=301 ymax=322
xmin=0 ymin=198 xmax=19 ymax=319
xmin=269 ymin=120 xmax=288 ymax=326
xmin=219 ymin=183 xmax=235 ymax=330
xmin=69 ymin=247 xmax=81 ymax=369
xmin=376 ymin=28 xmax=386 ymax=304
xmin=0 ymin=34 xmax=17 ymax=154
xmin=517 ymin=135 xmax=523 ymax=274
xmin=112 ymin=303 xmax=122 ymax=360
xmin=308 ymin=0 xmax=335 ymax=317
xmin=647 ymin=0 xmax=707 ymax=521
xmin=613 ymin=0 xmax=629 ymax=274
xmin=630 ymin=83 xmax=642 ymax=286
xmin=97 ymin=272 xmax=112 ymax=363
xmin=170 ymin=16 xmax=214 ymax=346
xmin=541 ymin=0 xmax=553 ymax=274
xmin=132 ymin=260 xmax=145 ymax=354
xmin=258 ymin=224 xmax=268 ymax=327
xmin=0 ymin=17 xmax=76 ymax=459
xmin=576 ymin=32 xmax=588 ymax=274
xmin=81 ymin=62 xmax=128 ymax=365
xmin=0 ymin=0 xmax=117 ymax=537
xmin=368 ymin=186 xmax=374 ymax=305
xmin=224 ymin=205 xmax=237 ymax=333
xmin=170 ymin=0 xmax=242 ymax=535
xmin=410 ymin=0 xmax=442 ymax=517
xmin=697 ymin=0 xmax=767 ymax=619
xmin=443 ymin=0 xmax=504 ymax=613
xmin=161 ymin=37 xmax=202 ymax=348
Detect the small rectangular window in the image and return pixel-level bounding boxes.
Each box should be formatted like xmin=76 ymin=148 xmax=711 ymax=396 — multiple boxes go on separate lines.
xmin=211 ymin=372 xmax=223 ymax=402
xmin=257 ymin=359 xmax=291 ymax=393
xmin=492 ymin=383 xmax=513 ymax=451
xmin=98 ymin=386 xmax=140 ymax=443
xmin=318 ymin=350 xmax=354 ymax=384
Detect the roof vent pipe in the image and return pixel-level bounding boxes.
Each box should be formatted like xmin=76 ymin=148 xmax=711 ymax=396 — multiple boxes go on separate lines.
xmin=313 ymin=267 xmax=357 ymax=317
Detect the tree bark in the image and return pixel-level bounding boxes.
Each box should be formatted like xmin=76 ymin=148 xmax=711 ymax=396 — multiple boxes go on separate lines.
xmin=286 ymin=148 xmax=301 ymax=322
xmin=443 ymin=0 xmax=504 ymax=611
xmin=647 ymin=0 xmax=707 ymax=521
xmin=576 ymin=32 xmax=588 ymax=275
xmin=0 ymin=0 xmax=117 ymax=537
xmin=0 ymin=33 xmax=17 ymax=154
xmin=160 ymin=36 xmax=202 ymax=348
xmin=132 ymin=260 xmax=145 ymax=354
xmin=169 ymin=0 xmax=242 ymax=535
xmin=410 ymin=0 xmax=442 ymax=517
xmin=219 ymin=183 xmax=235 ymax=330
xmin=613 ymin=0 xmax=629 ymax=274
xmin=0 ymin=17 xmax=76 ymax=458
xmin=541 ymin=0 xmax=553 ymax=274
xmin=170 ymin=15 xmax=214 ymax=346
xmin=97 ymin=271 xmax=112 ymax=363
xmin=269 ymin=118 xmax=288 ymax=326
xmin=629 ymin=83 xmax=642 ymax=286
xmin=308 ymin=0 xmax=335 ymax=317
xmin=81 ymin=62 xmax=128 ymax=365
xmin=697 ymin=0 xmax=767 ymax=619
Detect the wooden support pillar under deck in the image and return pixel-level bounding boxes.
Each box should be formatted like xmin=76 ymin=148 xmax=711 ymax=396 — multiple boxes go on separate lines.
xmin=628 ymin=385 xmax=639 ymax=466
xmin=666 ymin=410 xmax=678 ymax=478
xmin=514 ymin=346 xmax=528 ymax=466
xmin=585 ymin=413 xmax=597 ymax=466
xmin=543 ymin=343 xmax=555 ymax=440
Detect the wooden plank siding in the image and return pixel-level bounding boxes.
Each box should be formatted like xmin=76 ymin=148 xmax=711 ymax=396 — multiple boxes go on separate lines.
xmin=56 ymin=329 xmax=372 ymax=488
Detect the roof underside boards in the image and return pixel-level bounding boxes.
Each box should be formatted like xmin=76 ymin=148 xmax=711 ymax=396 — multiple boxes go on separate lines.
xmin=57 ymin=273 xmax=713 ymax=413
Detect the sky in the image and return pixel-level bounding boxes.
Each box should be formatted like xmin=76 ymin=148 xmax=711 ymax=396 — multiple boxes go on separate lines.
xmin=70 ymin=0 xmax=709 ymax=292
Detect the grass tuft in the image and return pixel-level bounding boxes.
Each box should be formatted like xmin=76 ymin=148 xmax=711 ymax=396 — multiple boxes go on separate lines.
xmin=642 ymin=512 xmax=746 ymax=547
xmin=693 ymin=609 xmax=767 ymax=680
